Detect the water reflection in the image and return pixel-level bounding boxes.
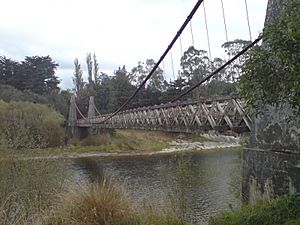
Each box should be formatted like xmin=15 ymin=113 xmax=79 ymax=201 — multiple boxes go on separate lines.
xmin=72 ymin=149 xmax=242 ymax=225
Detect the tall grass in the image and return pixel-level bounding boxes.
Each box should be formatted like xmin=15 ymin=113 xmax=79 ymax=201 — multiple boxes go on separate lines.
xmin=0 ymin=157 xmax=70 ymax=225
xmin=46 ymin=179 xmax=189 ymax=225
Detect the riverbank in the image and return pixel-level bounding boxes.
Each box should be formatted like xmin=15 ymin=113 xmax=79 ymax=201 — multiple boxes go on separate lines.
xmin=0 ymin=129 xmax=241 ymax=160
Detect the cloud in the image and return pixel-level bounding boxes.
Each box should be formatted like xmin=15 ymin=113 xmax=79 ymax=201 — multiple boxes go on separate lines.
xmin=0 ymin=0 xmax=268 ymax=89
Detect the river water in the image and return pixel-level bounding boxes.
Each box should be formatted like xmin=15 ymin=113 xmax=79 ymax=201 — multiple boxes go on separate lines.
xmin=71 ymin=149 xmax=242 ymax=225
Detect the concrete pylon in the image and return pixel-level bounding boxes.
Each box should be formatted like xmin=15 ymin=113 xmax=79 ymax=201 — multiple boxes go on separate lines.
xmin=68 ymin=95 xmax=77 ymax=136
xmin=88 ymin=96 xmax=96 ymax=134
xmin=88 ymin=96 xmax=96 ymax=119
xmin=264 ymin=0 xmax=286 ymax=26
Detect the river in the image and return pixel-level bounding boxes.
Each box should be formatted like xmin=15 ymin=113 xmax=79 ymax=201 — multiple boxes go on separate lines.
xmin=71 ymin=148 xmax=242 ymax=225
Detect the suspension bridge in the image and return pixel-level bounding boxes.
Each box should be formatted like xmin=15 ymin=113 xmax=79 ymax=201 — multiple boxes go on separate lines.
xmin=68 ymin=0 xmax=266 ymax=136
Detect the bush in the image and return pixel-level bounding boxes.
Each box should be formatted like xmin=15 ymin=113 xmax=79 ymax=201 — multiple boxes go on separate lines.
xmin=0 ymin=101 xmax=66 ymax=149
xmin=0 ymin=84 xmax=48 ymax=104
xmin=208 ymin=193 xmax=300 ymax=225
xmin=240 ymin=0 xmax=300 ymax=114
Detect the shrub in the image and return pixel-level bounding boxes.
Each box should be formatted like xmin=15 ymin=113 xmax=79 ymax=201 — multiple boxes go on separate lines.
xmin=0 ymin=101 xmax=65 ymax=149
xmin=208 ymin=193 xmax=300 ymax=225
xmin=240 ymin=0 xmax=300 ymax=114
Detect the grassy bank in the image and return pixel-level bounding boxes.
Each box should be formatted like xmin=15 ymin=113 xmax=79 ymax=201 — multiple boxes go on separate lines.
xmin=208 ymin=194 xmax=300 ymax=225
xmin=0 ymin=129 xmax=212 ymax=158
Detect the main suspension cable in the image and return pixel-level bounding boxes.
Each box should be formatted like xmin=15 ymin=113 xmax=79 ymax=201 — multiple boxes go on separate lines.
xmin=171 ymin=36 xmax=262 ymax=103
xmin=96 ymin=0 xmax=205 ymax=124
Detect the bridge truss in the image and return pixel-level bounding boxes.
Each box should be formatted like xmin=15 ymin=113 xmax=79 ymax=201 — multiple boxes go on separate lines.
xmin=76 ymin=97 xmax=251 ymax=134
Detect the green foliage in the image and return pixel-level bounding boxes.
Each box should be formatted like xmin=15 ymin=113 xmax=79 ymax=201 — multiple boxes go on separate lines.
xmin=208 ymin=193 xmax=300 ymax=225
xmin=107 ymin=66 xmax=135 ymax=112
xmin=0 ymin=56 xmax=60 ymax=95
xmin=73 ymin=58 xmax=85 ymax=97
xmin=0 ymin=84 xmax=72 ymax=120
xmin=0 ymin=84 xmax=48 ymax=103
xmin=0 ymin=101 xmax=65 ymax=149
xmin=240 ymin=0 xmax=300 ymax=114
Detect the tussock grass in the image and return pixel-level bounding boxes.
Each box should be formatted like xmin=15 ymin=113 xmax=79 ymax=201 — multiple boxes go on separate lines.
xmin=45 ymin=179 xmax=189 ymax=225
xmin=47 ymin=179 xmax=134 ymax=225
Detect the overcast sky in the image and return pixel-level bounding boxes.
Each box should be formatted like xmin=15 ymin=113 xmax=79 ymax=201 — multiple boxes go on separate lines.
xmin=0 ymin=0 xmax=268 ymax=89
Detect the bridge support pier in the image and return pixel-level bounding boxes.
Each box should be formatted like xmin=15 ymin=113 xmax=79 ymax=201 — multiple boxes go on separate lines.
xmin=88 ymin=96 xmax=97 ymax=135
xmin=241 ymin=0 xmax=300 ymax=203
xmin=68 ymin=95 xmax=78 ymax=137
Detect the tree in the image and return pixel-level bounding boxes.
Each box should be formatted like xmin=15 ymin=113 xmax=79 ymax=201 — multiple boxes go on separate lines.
xmin=93 ymin=54 xmax=100 ymax=84
xmin=221 ymin=39 xmax=251 ymax=82
xmin=240 ymin=0 xmax=300 ymax=114
xmin=21 ymin=56 xmax=60 ymax=95
xmin=145 ymin=59 xmax=165 ymax=91
xmin=180 ymin=46 xmax=211 ymax=99
xmin=86 ymin=53 xmax=93 ymax=84
xmin=73 ymin=58 xmax=84 ymax=97
xmin=0 ymin=57 xmax=19 ymax=86
xmin=107 ymin=66 xmax=135 ymax=112
xmin=180 ymin=46 xmax=211 ymax=83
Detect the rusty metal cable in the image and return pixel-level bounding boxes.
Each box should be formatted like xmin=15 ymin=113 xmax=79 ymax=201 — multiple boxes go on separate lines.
xmin=171 ymin=36 xmax=262 ymax=103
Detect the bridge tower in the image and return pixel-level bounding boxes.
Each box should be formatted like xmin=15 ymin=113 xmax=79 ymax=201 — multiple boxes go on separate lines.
xmin=68 ymin=95 xmax=77 ymax=136
xmin=88 ymin=96 xmax=96 ymax=118
xmin=87 ymin=96 xmax=97 ymax=135
xmin=249 ymin=0 xmax=299 ymax=152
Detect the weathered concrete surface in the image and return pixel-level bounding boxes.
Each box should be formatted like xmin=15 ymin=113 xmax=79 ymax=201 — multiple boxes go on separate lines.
xmin=250 ymin=0 xmax=300 ymax=153
xmin=242 ymin=148 xmax=300 ymax=203
xmin=243 ymin=0 xmax=300 ymax=203
xmin=250 ymin=104 xmax=300 ymax=152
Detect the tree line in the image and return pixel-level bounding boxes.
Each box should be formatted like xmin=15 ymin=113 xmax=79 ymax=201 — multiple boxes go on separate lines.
xmin=73 ymin=39 xmax=250 ymax=115
xmin=0 ymin=39 xmax=250 ymax=119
